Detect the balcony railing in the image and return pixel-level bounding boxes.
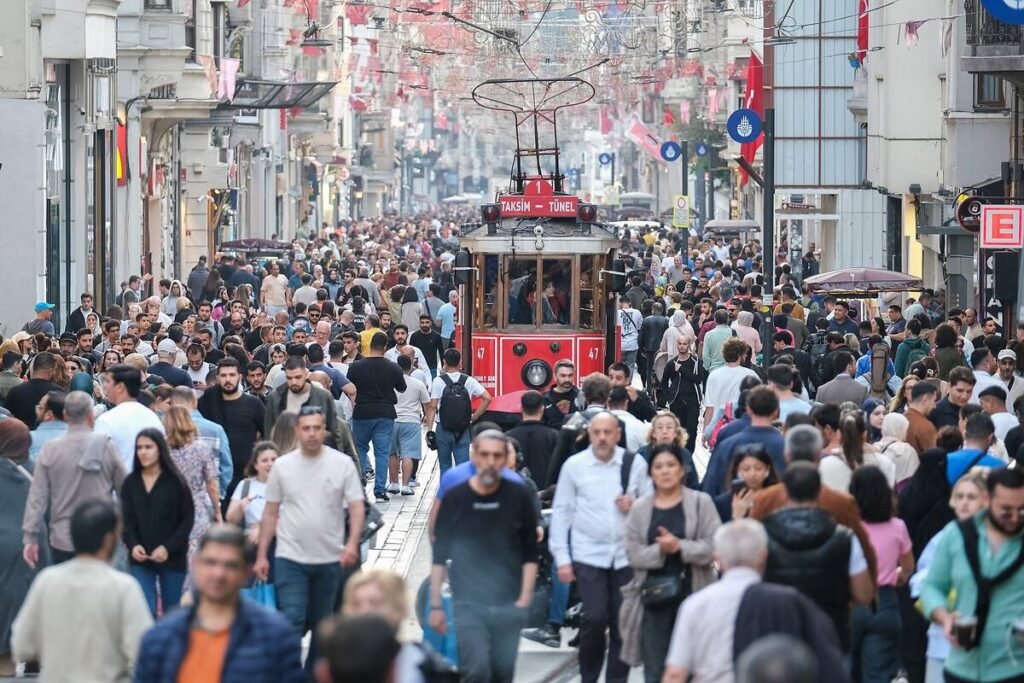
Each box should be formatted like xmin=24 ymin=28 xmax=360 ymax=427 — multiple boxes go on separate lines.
xmin=965 ymin=0 xmax=1024 ymax=52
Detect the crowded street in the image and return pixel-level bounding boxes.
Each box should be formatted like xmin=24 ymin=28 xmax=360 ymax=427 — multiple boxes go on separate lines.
xmin=6 ymin=0 xmax=1024 ymax=682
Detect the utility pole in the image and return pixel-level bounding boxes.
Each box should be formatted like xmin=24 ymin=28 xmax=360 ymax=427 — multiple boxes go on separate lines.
xmin=760 ymin=108 xmax=775 ymax=370
xmin=681 ymin=141 xmax=689 ymax=243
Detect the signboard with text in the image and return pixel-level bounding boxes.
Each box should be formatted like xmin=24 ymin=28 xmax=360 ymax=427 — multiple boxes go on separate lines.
xmin=981 ymin=205 xmax=1024 ymax=249
xmin=672 ymin=194 xmax=690 ymax=228
xmin=497 ymin=177 xmax=578 ymax=218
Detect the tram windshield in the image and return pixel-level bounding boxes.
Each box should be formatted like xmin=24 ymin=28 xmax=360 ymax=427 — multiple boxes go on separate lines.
xmin=474 ymin=251 xmax=606 ymax=331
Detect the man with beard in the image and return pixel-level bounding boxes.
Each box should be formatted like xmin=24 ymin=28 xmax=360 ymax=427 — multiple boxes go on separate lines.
xmin=921 ymin=467 xmax=1024 ymax=682
xmin=198 ymin=358 xmax=266 ymax=494
xmin=384 ymin=324 xmax=428 ymax=368
xmin=545 ymin=360 xmax=583 ymax=426
xmin=409 ymin=314 xmax=445 ymax=378
xmin=245 ymin=361 xmax=270 ymax=402
xmin=608 ymin=362 xmax=657 ymax=422
xmin=429 ymin=430 xmax=539 ymax=683
xmin=264 ymin=357 xmax=341 ymax=446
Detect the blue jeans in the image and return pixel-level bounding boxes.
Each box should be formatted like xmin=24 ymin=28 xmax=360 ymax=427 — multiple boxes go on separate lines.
xmin=130 ymin=564 xmax=187 ymax=618
xmin=549 ymin=564 xmax=570 ymax=626
xmin=436 ymin=424 xmax=471 ymax=474
xmin=851 ymin=586 xmax=902 ymax=683
xmin=275 ymin=557 xmax=342 ymax=673
xmin=352 ymin=417 xmax=396 ymax=494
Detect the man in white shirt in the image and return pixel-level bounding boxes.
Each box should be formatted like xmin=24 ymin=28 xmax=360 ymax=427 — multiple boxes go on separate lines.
xmin=617 ymin=297 xmax=643 ymax=378
xmin=254 ymin=406 xmax=364 ymax=671
xmin=978 ymin=385 xmax=1019 ymax=442
xmin=94 ymin=364 xmax=165 ymax=471
xmin=260 ymin=261 xmax=290 ymax=318
xmin=12 ymin=500 xmax=152 ymax=683
xmin=383 ymin=324 xmax=429 ymax=369
xmin=970 ymin=347 xmax=1002 ymax=404
xmin=388 ymin=355 xmax=430 ymax=495
xmin=703 ymin=338 xmax=760 ymax=433
xmin=995 ymin=349 xmax=1024 ymax=409
xmin=607 ymin=386 xmax=648 ymax=452
xmin=549 ymin=412 xmax=651 ymax=683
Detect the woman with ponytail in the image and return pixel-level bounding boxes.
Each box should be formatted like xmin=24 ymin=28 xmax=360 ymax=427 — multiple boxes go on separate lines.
xmin=819 ymin=409 xmax=896 ymax=492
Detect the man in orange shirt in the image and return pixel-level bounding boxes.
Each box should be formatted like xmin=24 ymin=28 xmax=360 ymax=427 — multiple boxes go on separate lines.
xmin=134 ymin=525 xmax=304 ymax=683
xmin=904 ymin=382 xmax=939 ymax=456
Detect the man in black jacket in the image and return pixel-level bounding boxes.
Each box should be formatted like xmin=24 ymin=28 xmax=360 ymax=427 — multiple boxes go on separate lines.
xmin=608 ymin=362 xmax=657 ymax=422
xmin=544 ymin=359 xmax=582 ymax=426
xmin=770 ymin=332 xmax=813 ymax=394
xmin=507 ymin=390 xmax=560 ymax=490
xmin=761 ymin=464 xmax=873 ymax=651
xmin=637 ymin=302 xmax=669 ymax=390
xmin=66 ymin=293 xmax=95 ymax=333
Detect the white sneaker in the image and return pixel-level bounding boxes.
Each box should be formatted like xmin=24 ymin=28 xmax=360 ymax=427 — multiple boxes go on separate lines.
xmin=386 ymin=483 xmax=400 ymax=494
xmin=409 ymin=478 xmax=420 ymax=488
xmin=400 ymin=486 xmax=415 ymax=496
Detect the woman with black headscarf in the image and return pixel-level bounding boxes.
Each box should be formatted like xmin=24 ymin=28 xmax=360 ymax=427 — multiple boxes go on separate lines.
xmin=0 ymin=419 xmax=42 ymax=676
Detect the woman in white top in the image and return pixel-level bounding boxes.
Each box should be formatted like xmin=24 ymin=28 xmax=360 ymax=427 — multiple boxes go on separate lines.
xmin=819 ymin=410 xmax=896 ymax=491
xmin=875 ymin=412 xmax=920 ymax=491
xmin=226 ymin=441 xmax=279 ymax=546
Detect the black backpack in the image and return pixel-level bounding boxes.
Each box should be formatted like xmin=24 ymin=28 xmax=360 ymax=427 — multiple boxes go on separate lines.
xmin=438 ymin=374 xmax=473 ymax=434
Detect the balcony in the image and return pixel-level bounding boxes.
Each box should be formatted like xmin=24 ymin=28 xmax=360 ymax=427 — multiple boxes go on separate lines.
xmin=963 ymin=0 xmax=1024 ymax=87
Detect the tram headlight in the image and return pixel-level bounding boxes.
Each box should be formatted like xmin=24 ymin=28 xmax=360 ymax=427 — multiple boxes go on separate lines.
xmin=522 ymin=360 xmax=552 ymax=389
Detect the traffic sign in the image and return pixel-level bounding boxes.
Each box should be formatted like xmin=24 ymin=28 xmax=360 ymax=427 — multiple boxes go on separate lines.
xmin=955 ymin=195 xmax=987 ymax=233
xmin=605 ymin=185 xmax=620 ymax=207
xmin=672 ymin=194 xmax=690 ymax=228
xmin=727 ymin=108 xmax=762 ymax=144
xmin=660 ymin=141 xmax=682 ymax=162
xmin=981 ymin=0 xmax=1024 ymax=25
xmin=695 ymin=142 xmax=709 ymax=157
xmin=981 ymin=205 xmax=1024 ymax=249
xmin=599 ymin=152 xmax=613 ymax=165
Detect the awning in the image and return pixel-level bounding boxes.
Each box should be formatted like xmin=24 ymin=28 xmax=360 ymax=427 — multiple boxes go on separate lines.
xmin=218 ymin=79 xmax=339 ymax=110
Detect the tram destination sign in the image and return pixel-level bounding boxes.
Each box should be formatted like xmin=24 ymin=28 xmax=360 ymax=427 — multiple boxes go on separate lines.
xmin=498 ymin=194 xmax=579 ymax=218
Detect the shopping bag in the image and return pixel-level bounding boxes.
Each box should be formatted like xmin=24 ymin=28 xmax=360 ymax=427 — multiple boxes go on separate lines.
xmin=241 ymin=580 xmax=277 ymax=609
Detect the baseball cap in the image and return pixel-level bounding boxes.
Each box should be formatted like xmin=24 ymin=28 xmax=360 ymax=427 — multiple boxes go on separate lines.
xmin=157 ymin=339 xmax=178 ymax=356
xmin=998 ymin=349 xmax=1017 ymax=361
xmin=34 ymin=302 xmax=55 ymax=313
xmin=58 ymin=332 xmax=77 ymax=344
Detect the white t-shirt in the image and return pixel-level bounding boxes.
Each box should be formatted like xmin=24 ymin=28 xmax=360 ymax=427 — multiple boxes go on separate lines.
xmin=703 ymin=365 xmax=760 ymax=410
xmin=395 ymin=374 xmax=430 ymax=424
xmin=230 ymin=478 xmax=268 ymax=528
xmin=385 ymin=345 xmax=429 ymax=370
xmin=94 ymin=401 xmax=166 ymax=472
xmin=265 ymin=447 xmax=364 ymax=564
xmin=184 ymin=363 xmax=214 ymax=386
xmin=819 ymin=450 xmax=897 ymax=492
xmin=991 ymin=411 xmax=1018 ymax=442
xmin=262 ymin=274 xmax=289 ymax=306
xmin=430 ymin=372 xmax=486 ymax=401
xmin=618 ymin=308 xmax=642 ymax=352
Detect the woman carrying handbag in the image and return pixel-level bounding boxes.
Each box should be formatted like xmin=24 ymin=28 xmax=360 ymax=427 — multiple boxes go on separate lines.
xmin=619 ymin=444 xmax=721 ymax=683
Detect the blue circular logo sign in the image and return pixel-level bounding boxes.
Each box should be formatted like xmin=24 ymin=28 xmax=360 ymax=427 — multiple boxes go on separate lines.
xmin=980 ymin=0 xmax=1024 ymax=25
xmin=695 ymin=142 xmax=709 ymax=157
xmin=598 ymin=152 xmax=613 ymax=165
xmin=660 ymin=141 xmax=682 ymax=162
xmin=727 ymin=108 xmax=762 ymax=144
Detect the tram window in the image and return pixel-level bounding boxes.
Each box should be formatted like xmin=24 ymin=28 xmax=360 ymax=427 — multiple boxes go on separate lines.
xmin=580 ymin=255 xmax=597 ymax=330
xmin=482 ymin=254 xmax=498 ymax=328
xmin=541 ymin=259 xmax=572 ymax=326
xmin=507 ymin=257 xmax=538 ymax=325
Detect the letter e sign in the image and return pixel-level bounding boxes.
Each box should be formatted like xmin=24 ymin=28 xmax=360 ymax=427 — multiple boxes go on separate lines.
xmin=980 ymin=205 xmax=1024 ymax=249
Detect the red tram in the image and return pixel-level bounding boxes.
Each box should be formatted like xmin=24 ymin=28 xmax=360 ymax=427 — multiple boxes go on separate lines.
xmin=453 ymin=78 xmax=624 ymax=396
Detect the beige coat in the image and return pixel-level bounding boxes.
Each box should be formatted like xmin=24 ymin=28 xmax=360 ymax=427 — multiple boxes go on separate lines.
xmin=619 ymin=489 xmax=721 ymax=667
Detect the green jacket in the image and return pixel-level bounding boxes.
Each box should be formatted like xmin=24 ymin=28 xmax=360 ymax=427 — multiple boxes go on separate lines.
xmin=895 ymin=337 xmax=930 ymax=378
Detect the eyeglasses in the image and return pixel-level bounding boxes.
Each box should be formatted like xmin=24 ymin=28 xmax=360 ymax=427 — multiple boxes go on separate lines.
xmin=298 ymin=406 xmax=324 ymax=417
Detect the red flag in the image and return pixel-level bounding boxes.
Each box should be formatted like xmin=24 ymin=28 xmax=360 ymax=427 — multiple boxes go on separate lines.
xmin=663 ymin=106 xmax=675 ymax=125
xmin=116 ymin=122 xmax=128 ymax=186
xmin=237 ymin=0 xmax=250 ymax=6
xmin=628 ymin=117 xmax=662 ymax=160
xmin=599 ymin=107 xmax=613 ymax=135
xmin=739 ymin=51 xmax=764 ymax=186
xmin=857 ymin=0 xmax=869 ymax=62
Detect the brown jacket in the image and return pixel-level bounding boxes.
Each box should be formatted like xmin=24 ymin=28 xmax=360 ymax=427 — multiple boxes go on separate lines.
xmin=905 ymin=407 xmax=937 ymax=456
xmin=751 ymin=483 xmax=878 ymax=583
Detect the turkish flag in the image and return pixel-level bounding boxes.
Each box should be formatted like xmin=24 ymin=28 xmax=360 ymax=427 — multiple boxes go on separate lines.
xmin=739 ymin=50 xmax=763 ymax=186
xmin=857 ymin=0 xmax=869 ymax=62
xmin=599 ymin=107 xmax=613 ymax=135
xmin=663 ymin=106 xmax=675 ymax=125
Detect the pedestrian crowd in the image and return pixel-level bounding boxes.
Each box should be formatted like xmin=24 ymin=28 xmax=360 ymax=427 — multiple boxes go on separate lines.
xmin=0 ymin=216 xmax=1022 ymax=683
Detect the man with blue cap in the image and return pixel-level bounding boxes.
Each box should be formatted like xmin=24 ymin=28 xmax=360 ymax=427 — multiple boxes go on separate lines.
xmin=23 ymin=302 xmax=56 ymax=337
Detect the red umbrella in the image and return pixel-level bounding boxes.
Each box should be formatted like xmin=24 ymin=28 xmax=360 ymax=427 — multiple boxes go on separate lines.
xmin=484 ymin=390 xmax=529 ymax=414
xmin=803 ymin=268 xmax=922 ymax=295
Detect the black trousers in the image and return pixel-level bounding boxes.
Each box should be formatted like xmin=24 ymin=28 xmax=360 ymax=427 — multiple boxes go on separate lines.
xmin=670 ymin=399 xmax=701 ymax=454
xmin=453 ymin=602 xmax=526 ymax=683
xmin=574 ymin=563 xmax=633 ymax=683
xmin=945 ymin=674 xmax=1024 ymax=683
xmin=642 ymin=602 xmax=680 ymax=683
